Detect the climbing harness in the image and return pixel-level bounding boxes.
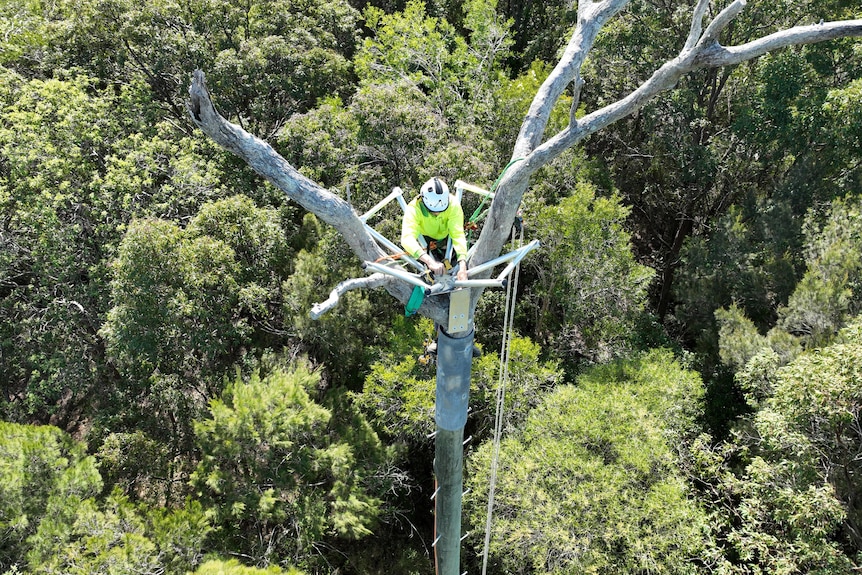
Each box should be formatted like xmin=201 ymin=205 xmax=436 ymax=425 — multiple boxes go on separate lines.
xmin=481 ymin=222 xmax=523 ymax=575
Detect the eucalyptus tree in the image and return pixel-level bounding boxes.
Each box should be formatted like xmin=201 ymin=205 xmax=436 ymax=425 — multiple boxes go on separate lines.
xmin=188 ymin=2 xmax=862 ymax=573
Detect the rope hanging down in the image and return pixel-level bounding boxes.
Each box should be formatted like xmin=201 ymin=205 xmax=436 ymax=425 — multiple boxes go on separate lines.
xmin=481 ymin=221 xmax=523 ymax=575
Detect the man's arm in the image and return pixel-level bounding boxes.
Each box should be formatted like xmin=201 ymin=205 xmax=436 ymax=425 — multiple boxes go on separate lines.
xmin=402 ymin=203 xmax=446 ymax=275
xmin=400 ymin=203 xmax=425 ymax=259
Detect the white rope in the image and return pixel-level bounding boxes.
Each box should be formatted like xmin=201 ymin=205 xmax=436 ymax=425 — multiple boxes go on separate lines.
xmin=481 ymin=224 xmax=523 ymax=574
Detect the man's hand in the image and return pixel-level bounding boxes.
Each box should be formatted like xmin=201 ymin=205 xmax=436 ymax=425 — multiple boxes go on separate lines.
xmin=420 ymin=253 xmax=445 ymax=276
xmin=456 ymin=261 xmax=468 ymax=282
xmin=429 ymin=260 xmax=445 ymax=276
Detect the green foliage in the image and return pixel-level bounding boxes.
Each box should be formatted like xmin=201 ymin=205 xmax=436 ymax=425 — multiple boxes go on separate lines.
xmin=30 ymin=0 xmax=361 ymax=136
xmin=0 ymin=0 xmax=52 ymax=67
xmin=100 ymin=196 xmax=291 ymax=451
xmin=353 ymin=321 xmax=438 ymax=443
xmin=191 ymin=558 xmax=302 ymax=575
xmin=0 ymin=422 xmax=101 ymax=569
xmin=357 ymin=0 xmax=499 ymax=119
xmin=821 ymin=77 xmax=862 ymax=189
xmin=104 ymin=217 xmax=241 ymax=382
xmin=715 ymin=304 xmax=770 ymax=371
xmin=277 ymin=96 xmax=360 ymax=188
xmin=670 ymin=39 xmax=862 ymax=359
xmin=351 ymin=82 xmax=448 ymax=190
xmin=0 ymin=69 xmax=231 ymax=425
xmin=521 ymin=179 xmax=655 ymax=366
xmin=675 ymin=205 xmax=800 ymax=358
xmin=766 ymin=321 xmax=862 ymax=551
xmin=191 ymin=363 xmax=388 ymax=567
xmin=496 ymin=0 xmax=575 ymax=71
xmin=0 ymin=422 xmax=208 ymax=574
xmin=0 ymin=73 xmax=122 ymax=421
xmin=693 ymin=437 xmax=853 ymax=575
xmin=778 ymin=194 xmax=862 ymax=346
xmin=350 ymin=0 xmax=506 ymax=193
xmin=100 ymin=122 xmax=232 ymax=225
xmin=468 ymin=334 xmax=562 ymax=439
xmin=482 ymin=60 xmax=576 ymax=164
xmin=282 ymin=223 xmax=397 ymax=388
xmin=693 ymin=318 xmax=862 ymax=572
xmin=95 ymin=430 xmax=172 ymax=503
xmin=466 ymin=349 xmax=709 ymax=574
xmin=23 ymin=492 xmax=210 ymax=575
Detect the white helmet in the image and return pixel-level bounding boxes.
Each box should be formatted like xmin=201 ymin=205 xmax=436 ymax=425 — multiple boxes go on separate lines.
xmin=420 ymin=177 xmax=450 ymax=212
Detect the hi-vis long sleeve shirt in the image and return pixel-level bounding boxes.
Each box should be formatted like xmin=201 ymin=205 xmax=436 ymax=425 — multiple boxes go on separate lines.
xmin=400 ymin=196 xmax=468 ymax=260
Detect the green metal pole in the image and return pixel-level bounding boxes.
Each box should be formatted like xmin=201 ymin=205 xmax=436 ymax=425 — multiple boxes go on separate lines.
xmin=433 ymin=327 xmax=473 ymax=575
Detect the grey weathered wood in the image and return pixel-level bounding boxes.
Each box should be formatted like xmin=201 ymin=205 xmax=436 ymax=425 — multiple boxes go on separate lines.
xmin=187 ymin=69 xmax=450 ymax=325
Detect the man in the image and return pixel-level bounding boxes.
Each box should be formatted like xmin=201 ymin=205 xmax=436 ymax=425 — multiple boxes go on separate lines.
xmin=401 ymin=177 xmax=469 ymax=282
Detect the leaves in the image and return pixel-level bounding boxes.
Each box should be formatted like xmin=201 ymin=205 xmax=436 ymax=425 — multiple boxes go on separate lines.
xmin=191 ymin=364 xmax=389 ymax=567
xmin=466 ymin=349 xmax=709 ymax=574
xmin=522 ymin=179 xmax=655 ymax=365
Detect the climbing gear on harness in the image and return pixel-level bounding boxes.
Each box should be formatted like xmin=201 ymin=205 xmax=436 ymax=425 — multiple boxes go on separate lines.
xmin=465 ymin=158 xmax=524 ymax=243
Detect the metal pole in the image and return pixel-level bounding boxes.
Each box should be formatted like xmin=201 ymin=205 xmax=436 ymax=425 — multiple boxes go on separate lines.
xmin=434 ymin=327 xmax=473 ymax=575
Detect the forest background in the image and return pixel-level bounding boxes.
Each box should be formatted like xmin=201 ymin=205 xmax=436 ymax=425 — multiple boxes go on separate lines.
xmin=0 ymin=0 xmax=861 ymax=574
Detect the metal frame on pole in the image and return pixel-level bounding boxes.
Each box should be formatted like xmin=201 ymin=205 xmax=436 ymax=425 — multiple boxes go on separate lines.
xmin=313 ymin=181 xmax=539 ymax=575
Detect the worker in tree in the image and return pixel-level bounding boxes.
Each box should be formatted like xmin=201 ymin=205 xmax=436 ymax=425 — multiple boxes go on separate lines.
xmin=401 ymin=177 xmax=469 ymax=282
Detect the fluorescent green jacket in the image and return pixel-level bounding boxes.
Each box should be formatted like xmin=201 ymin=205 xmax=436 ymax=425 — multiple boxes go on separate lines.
xmin=401 ymin=196 xmax=468 ymax=260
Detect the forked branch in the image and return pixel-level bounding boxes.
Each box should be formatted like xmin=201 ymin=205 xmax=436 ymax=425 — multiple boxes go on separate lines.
xmin=473 ymin=3 xmax=861 ymax=267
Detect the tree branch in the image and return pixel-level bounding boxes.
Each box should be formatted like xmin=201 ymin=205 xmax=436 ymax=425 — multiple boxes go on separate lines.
xmin=187 ymin=70 xmax=449 ymax=323
xmin=474 ymin=7 xmax=861 ymax=269
xmin=310 ymin=273 xmax=392 ymax=319
xmin=698 ymin=0 xmax=747 ymax=48
xmin=684 ymin=0 xmax=711 ymax=52
xmin=696 ymin=20 xmax=862 ymax=68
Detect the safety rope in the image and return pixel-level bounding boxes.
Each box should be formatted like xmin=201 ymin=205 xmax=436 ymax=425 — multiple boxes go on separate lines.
xmin=374 ymin=251 xmax=408 ymax=263
xmin=481 ymin=222 xmax=523 ymax=574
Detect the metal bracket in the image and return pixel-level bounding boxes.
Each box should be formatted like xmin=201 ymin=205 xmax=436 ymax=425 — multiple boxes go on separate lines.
xmin=448 ymin=288 xmax=472 ymax=334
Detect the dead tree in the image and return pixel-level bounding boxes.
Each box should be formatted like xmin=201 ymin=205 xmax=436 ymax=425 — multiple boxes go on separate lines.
xmin=188 ymin=2 xmax=861 ymax=573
